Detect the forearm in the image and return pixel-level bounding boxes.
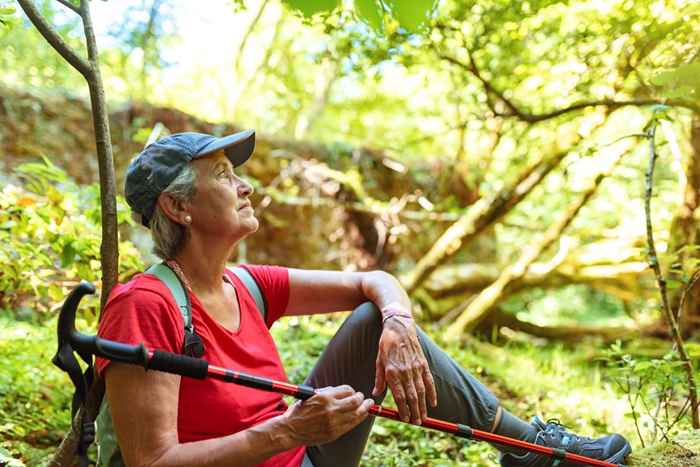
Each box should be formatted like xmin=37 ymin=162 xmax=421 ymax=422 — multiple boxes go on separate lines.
xmin=149 ymin=415 xmax=299 ymax=467
xmin=361 ymin=271 xmax=412 ymax=316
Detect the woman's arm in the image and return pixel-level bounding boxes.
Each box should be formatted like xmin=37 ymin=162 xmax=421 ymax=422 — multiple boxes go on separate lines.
xmin=285 ymin=269 xmax=410 ymax=316
xmin=105 ymin=362 xmax=373 ymax=467
xmin=285 ymin=268 xmax=438 ymax=426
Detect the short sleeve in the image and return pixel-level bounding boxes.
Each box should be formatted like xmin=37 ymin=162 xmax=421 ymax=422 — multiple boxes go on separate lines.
xmin=95 ymin=282 xmax=184 ymax=376
xmin=240 ymin=265 xmax=290 ymax=327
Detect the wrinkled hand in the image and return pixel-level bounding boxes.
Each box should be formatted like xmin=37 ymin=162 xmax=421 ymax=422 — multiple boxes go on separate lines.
xmin=372 ymin=315 xmax=437 ymax=424
xmin=282 ymin=385 xmax=374 ymax=446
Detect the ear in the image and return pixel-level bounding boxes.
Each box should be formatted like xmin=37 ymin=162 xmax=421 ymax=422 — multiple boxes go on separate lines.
xmin=156 ymin=193 xmax=191 ymax=226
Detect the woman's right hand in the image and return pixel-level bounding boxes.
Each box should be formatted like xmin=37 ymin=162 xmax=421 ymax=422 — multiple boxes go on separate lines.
xmin=280 ymin=385 xmax=374 ymax=446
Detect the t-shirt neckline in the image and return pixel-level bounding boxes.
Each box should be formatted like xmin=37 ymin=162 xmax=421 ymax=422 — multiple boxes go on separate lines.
xmin=188 ymin=272 xmax=243 ymax=335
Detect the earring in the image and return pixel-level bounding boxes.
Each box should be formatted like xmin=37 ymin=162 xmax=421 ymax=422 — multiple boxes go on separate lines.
xmin=184 ymin=215 xmax=192 ymax=224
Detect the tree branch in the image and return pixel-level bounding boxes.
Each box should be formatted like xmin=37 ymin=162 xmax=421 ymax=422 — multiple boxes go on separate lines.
xmin=56 ymin=0 xmax=80 ymax=15
xmin=644 ymin=116 xmax=700 ymax=429
xmin=438 ymin=52 xmax=700 ymax=121
xmin=16 ymin=0 xmax=91 ymax=77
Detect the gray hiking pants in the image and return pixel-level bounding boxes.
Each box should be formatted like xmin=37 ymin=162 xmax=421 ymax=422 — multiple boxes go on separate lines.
xmin=300 ymin=302 xmax=500 ymax=467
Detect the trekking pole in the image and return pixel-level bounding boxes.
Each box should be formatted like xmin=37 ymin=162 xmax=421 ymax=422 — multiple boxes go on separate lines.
xmin=56 ymin=282 xmax=626 ymax=467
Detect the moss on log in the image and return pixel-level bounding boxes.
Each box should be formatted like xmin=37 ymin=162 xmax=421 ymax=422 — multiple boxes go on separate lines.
xmin=627 ymin=429 xmax=700 ymax=466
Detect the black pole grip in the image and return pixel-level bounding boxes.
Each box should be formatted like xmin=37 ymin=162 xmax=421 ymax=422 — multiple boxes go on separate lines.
xmin=148 ymin=350 xmax=209 ymax=379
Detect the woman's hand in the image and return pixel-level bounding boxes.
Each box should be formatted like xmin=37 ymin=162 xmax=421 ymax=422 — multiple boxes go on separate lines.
xmin=281 ymin=385 xmax=374 ymax=446
xmin=372 ymin=315 xmax=437 ymax=425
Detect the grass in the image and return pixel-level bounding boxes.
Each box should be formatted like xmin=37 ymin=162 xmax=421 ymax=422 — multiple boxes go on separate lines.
xmin=0 ymin=312 xmax=696 ymax=465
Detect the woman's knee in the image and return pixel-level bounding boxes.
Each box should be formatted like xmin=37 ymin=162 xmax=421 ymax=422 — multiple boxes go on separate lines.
xmin=348 ymin=302 xmax=382 ymax=329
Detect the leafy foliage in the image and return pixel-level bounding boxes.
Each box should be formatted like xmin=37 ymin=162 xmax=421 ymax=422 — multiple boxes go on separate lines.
xmin=603 ymin=342 xmax=694 ymax=447
xmin=0 ymin=159 xmax=143 ymax=318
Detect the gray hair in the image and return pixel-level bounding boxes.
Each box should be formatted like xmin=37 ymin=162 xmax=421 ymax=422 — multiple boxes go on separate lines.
xmin=149 ymin=164 xmax=197 ymax=259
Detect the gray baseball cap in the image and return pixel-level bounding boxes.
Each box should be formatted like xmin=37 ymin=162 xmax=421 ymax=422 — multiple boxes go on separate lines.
xmin=125 ymin=130 xmax=255 ymax=227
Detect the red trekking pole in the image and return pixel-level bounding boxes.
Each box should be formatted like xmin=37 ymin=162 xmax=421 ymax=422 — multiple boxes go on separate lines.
xmin=55 ymin=282 xmax=626 ymax=467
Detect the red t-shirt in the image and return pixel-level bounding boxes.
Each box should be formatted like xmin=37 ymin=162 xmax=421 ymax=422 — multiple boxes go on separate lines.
xmin=95 ymin=265 xmax=305 ymax=467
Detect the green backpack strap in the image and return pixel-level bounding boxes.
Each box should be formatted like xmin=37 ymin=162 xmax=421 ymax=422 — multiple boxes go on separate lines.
xmin=231 ymin=266 xmax=267 ymax=323
xmin=145 ymin=262 xmax=193 ymax=333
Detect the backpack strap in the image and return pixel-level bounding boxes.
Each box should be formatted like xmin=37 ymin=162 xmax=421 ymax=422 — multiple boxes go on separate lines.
xmin=145 ymin=262 xmax=204 ymax=358
xmin=231 ymin=266 xmax=267 ymax=323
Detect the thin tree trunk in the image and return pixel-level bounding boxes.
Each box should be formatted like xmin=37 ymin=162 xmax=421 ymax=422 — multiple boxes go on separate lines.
xmin=294 ymin=61 xmax=340 ymax=140
xmin=81 ymin=0 xmax=119 ymax=312
xmin=17 ymin=1 xmax=119 ymax=465
xmin=231 ymin=14 xmax=283 ymax=122
xmin=234 ymin=0 xmax=270 ymax=73
xmin=644 ymin=118 xmax=699 ymax=429
xmin=444 ymin=142 xmax=629 ymax=339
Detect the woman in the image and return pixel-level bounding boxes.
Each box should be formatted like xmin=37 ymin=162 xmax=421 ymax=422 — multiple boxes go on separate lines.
xmin=96 ymin=130 xmax=631 ymax=467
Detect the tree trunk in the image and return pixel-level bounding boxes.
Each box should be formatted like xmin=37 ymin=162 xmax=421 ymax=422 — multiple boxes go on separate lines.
xmin=444 ymin=142 xmax=630 ymax=339
xmin=16 ymin=1 xmax=119 ymax=465
xmin=81 ymin=0 xmax=119 ymax=311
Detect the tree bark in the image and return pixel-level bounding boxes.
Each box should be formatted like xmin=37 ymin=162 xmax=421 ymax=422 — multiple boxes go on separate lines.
xmin=444 ymin=142 xmax=630 ymax=339
xmin=80 ymin=0 xmax=119 ymax=312
xmin=17 ymin=1 xmax=119 ymax=465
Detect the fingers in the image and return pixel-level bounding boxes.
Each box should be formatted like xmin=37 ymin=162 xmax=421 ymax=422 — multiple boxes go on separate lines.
xmin=422 ymin=365 xmax=438 ymax=408
xmin=401 ymin=369 xmax=421 ymax=424
xmin=412 ymin=365 xmax=427 ymax=423
xmin=319 ymin=384 xmax=355 ymax=400
xmin=354 ymin=398 xmax=374 ymax=418
xmin=372 ymin=358 xmax=386 ymax=398
xmin=335 ymin=391 xmax=366 ymax=412
xmin=386 ymin=367 xmax=410 ymax=422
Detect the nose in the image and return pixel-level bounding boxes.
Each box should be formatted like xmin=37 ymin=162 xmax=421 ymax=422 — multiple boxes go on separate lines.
xmin=237 ymin=176 xmax=253 ymax=198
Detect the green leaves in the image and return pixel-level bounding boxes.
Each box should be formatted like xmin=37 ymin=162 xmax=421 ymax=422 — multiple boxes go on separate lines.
xmin=284 ymin=0 xmax=340 ymax=18
xmin=0 ymin=6 xmax=15 ymax=28
xmin=355 ymin=0 xmax=383 ymax=32
xmin=387 ymin=0 xmax=435 ymax=32
xmin=651 ymin=63 xmax=700 ymax=104
xmin=282 ymin=0 xmax=436 ymax=33
xmin=0 ymin=159 xmax=144 ymax=318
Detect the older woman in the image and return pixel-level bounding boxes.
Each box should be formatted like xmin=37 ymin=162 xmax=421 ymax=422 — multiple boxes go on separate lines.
xmin=95 ymin=130 xmax=631 ymax=467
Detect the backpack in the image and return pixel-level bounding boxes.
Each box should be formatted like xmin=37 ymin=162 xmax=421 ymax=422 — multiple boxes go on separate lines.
xmin=94 ymin=263 xmax=267 ymax=466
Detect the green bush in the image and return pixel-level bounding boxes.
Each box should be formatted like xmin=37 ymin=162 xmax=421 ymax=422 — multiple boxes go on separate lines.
xmin=0 ymin=158 xmax=143 ymax=319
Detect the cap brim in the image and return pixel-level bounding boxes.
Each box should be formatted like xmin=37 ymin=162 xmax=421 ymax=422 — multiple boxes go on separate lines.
xmin=195 ymin=129 xmax=255 ymax=167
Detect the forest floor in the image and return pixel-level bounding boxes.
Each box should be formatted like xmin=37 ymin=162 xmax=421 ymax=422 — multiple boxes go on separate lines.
xmin=0 ymin=311 xmax=697 ymax=466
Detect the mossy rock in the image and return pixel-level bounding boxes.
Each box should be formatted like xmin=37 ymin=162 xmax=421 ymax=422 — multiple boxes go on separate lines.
xmin=627 ymin=430 xmax=700 ymax=466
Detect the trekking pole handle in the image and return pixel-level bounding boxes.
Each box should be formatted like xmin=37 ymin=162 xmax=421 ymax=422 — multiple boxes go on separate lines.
xmin=57 ymin=281 xmax=209 ymax=379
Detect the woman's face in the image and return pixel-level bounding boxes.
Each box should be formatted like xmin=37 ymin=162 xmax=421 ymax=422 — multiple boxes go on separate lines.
xmin=187 ymin=150 xmax=259 ymax=242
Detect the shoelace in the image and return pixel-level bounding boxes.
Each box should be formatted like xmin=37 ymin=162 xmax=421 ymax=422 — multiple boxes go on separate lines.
xmin=543 ymin=419 xmax=587 ymax=444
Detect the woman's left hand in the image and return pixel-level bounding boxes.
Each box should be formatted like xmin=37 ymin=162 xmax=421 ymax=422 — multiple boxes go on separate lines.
xmin=371 ymin=313 xmax=437 ymax=424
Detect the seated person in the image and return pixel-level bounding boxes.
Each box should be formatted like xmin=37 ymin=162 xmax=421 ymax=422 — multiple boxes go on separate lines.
xmin=96 ymin=130 xmax=632 ymax=467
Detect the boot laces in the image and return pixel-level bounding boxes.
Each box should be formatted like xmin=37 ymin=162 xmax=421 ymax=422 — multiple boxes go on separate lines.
xmin=538 ymin=419 xmax=588 ymax=448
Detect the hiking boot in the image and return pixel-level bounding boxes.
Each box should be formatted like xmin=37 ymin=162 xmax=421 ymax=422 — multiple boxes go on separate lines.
xmin=500 ymin=417 xmax=631 ymax=466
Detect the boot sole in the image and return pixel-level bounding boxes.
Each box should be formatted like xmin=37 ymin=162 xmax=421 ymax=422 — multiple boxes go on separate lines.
xmin=605 ymin=443 xmax=632 ymax=464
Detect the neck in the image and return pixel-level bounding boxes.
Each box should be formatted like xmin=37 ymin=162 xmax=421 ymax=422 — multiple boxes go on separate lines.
xmin=173 ymin=234 xmax=239 ymax=295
